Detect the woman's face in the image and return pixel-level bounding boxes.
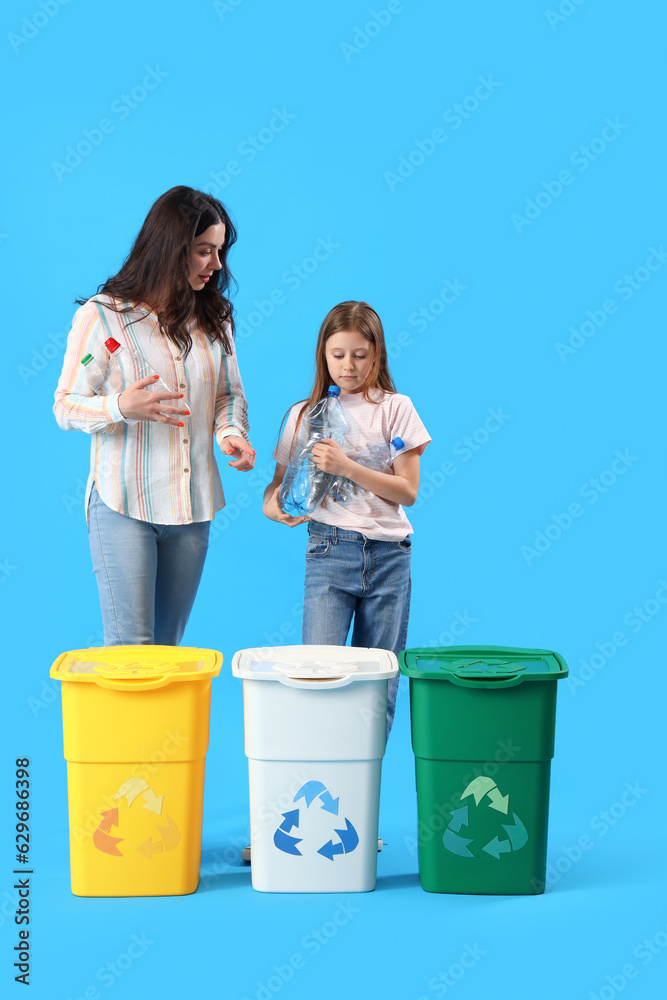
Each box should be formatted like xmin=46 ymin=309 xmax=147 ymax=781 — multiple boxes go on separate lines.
xmin=188 ymin=222 xmax=226 ymax=290
xmin=325 ymin=330 xmax=375 ymax=394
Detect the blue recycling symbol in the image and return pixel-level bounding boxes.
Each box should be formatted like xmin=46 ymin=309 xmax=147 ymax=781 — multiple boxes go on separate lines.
xmin=273 ymin=780 xmax=359 ymax=861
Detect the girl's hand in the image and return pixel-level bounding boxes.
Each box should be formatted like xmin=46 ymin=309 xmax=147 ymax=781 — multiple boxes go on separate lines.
xmin=263 ymin=485 xmax=310 ymax=527
xmin=223 ymin=436 xmax=256 ymax=471
xmin=118 ymin=376 xmax=190 ymax=426
xmin=310 ymin=438 xmax=351 ymax=477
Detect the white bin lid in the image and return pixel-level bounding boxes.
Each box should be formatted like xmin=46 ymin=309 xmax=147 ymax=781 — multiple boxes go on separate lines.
xmin=232 ymin=644 xmax=398 ymax=686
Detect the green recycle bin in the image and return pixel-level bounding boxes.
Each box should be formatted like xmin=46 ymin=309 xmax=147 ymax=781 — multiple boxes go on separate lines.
xmin=399 ymin=645 xmax=568 ymax=895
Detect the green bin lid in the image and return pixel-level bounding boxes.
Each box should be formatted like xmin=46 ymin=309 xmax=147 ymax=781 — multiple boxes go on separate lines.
xmin=399 ymin=645 xmax=568 ymax=689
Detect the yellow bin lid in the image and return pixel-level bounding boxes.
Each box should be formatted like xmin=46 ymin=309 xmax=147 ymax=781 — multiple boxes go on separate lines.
xmin=50 ymin=645 xmax=222 ymax=692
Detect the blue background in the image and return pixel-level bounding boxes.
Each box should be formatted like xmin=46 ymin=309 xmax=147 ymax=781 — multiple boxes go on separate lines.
xmin=2 ymin=1 xmax=665 ymax=997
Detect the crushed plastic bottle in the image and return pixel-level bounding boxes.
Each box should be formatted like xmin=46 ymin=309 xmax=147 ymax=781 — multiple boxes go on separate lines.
xmin=80 ymin=353 xmax=108 ymax=393
xmin=330 ymin=437 xmax=405 ymax=502
xmin=104 ymin=337 xmax=189 ymax=418
xmin=279 ymin=386 xmax=348 ymax=516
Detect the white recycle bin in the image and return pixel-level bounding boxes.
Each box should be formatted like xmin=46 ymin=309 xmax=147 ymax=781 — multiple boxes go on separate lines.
xmin=231 ymin=644 xmax=398 ymax=893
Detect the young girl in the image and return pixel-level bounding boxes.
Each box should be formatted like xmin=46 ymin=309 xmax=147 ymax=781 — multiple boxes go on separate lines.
xmin=54 ymin=186 xmax=255 ymax=646
xmin=263 ymin=301 xmax=431 ymax=735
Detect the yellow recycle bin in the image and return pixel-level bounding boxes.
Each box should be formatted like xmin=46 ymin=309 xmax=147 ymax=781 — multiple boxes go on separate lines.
xmin=50 ymin=645 xmax=222 ymax=897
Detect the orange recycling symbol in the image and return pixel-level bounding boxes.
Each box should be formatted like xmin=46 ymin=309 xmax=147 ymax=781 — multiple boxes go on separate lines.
xmin=92 ymin=778 xmax=180 ymax=860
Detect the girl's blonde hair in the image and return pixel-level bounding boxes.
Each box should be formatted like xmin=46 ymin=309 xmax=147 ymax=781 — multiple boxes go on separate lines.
xmin=280 ymin=301 xmax=397 ymax=451
xmin=306 ymin=300 xmax=396 ymax=408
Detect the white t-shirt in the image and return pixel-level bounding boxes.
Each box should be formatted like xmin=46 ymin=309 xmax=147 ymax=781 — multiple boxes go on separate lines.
xmin=273 ymin=389 xmax=431 ymax=541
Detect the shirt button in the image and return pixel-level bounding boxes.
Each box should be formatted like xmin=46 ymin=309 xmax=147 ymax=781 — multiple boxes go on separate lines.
xmin=183 ymin=438 xmax=189 ymax=444
xmin=184 ymin=468 xmax=189 ymax=473
xmin=179 ymin=382 xmax=186 ymax=388
xmin=175 ymin=356 xmax=182 ymax=361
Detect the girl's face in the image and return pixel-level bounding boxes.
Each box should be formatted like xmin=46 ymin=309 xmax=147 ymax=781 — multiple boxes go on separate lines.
xmin=187 ymin=222 xmax=226 ymax=290
xmin=325 ymin=330 xmax=375 ymax=394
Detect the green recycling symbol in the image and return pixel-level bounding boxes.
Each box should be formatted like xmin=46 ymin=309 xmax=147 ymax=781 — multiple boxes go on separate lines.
xmin=442 ymin=776 xmax=529 ymax=860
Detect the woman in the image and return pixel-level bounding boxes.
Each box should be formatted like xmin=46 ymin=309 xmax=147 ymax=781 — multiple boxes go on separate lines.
xmin=54 ymin=186 xmax=255 ymax=646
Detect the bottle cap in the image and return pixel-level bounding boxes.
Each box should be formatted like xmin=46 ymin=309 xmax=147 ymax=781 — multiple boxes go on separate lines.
xmin=391 ymin=437 xmax=405 ymax=450
xmin=104 ymin=337 xmax=121 ymax=353
xmin=327 ymin=385 xmax=341 ymax=397
xmin=81 ymin=354 xmax=94 ymax=366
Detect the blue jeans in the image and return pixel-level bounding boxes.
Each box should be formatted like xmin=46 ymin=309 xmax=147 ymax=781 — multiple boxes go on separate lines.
xmin=302 ymin=521 xmax=412 ymax=738
xmin=88 ymin=484 xmax=210 ymax=646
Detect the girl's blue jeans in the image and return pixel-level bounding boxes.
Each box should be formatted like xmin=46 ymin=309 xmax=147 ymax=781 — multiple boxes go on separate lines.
xmin=302 ymin=520 xmax=412 ymax=737
xmin=88 ymin=483 xmax=210 ymax=646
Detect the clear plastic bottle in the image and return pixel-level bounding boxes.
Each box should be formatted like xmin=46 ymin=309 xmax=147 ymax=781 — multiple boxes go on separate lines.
xmin=330 ymin=437 xmax=405 ymax=502
xmin=279 ymin=386 xmax=348 ymax=516
xmin=104 ymin=337 xmax=189 ymax=417
xmin=80 ymin=353 xmax=107 ymax=393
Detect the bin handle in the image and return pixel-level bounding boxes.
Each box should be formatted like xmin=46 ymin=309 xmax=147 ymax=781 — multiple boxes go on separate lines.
xmin=447 ymin=672 xmax=526 ymax=689
xmin=91 ymin=674 xmax=176 ymax=691
xmin=275 ymin=673 xmax=356 ymax=690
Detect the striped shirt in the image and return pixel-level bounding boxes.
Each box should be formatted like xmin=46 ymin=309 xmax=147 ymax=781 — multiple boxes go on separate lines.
xmin=54 ymin=294 xmax=250 ymax=525
xmin=274 ymin=389 xmax=431 ymax=541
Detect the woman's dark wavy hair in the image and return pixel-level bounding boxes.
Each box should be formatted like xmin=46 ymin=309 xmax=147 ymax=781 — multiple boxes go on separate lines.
xmin=77 ymin=186 xmax=238 ymax=356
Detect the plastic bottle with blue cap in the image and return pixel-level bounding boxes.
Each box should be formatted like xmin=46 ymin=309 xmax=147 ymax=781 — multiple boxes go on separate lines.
xmin=330 ymin=436 xmax=406 ymax=502
xmin=279 ymin=385 xmax=348 ymax=516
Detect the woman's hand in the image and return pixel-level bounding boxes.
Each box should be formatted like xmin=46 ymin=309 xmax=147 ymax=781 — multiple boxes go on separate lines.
xmin=223 ymin=436 xmax=256 ymax=471
xmin=311 ymin=438 xmax=352 ymax=477
xmin=118 ymin=375 xmax=190 ymax=427
xmin=263 ymin=484 xmax=310 ymax=527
